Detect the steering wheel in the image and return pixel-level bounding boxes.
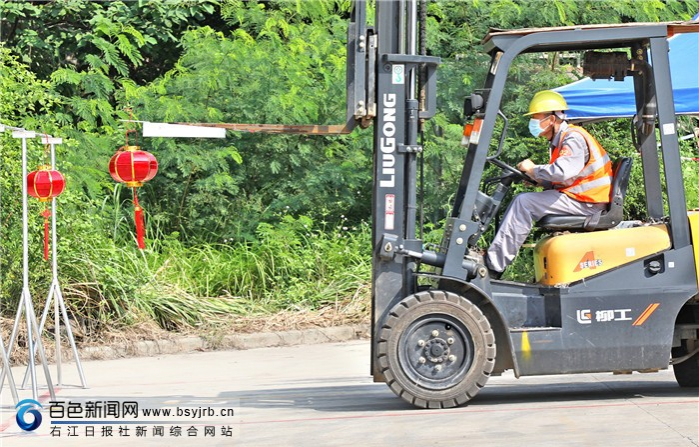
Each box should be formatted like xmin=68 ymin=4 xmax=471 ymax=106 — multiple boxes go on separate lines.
xmin=488 ymin=157 xmax=537 ymax=184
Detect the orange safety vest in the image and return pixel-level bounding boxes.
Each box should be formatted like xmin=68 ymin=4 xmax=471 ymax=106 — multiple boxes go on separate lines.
xmin=549 ymin=125 xmax=613 ymax=203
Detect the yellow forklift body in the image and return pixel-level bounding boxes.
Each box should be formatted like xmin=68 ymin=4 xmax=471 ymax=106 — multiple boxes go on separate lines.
xmin=533 ymin=225 xmax=671 ymax=285
xmin=688 ymin=211 xmax=699 ymax=286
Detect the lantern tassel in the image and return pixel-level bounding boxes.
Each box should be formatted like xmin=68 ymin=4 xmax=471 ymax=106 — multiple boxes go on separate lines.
xmin=41 ymin=208 xmax=51 ymax=261
xmin=133 ymin=188 xmax=146 ymax=250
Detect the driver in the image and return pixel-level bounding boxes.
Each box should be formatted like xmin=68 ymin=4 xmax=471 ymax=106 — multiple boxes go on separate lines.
xmin=485 ymin=90 xmax=613 ymax=279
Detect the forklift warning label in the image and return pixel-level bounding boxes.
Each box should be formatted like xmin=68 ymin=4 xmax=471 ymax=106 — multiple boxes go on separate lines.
xmin=385 ymin=194 xmax=395 ymax=230
xmin=392 ymin=64 xmax=405 ymax=84
xmin=573 ymin=251 xmax=603 ymax=272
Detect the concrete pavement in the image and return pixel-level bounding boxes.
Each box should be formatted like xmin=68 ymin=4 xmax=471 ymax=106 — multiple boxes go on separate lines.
xmin=1 ymin=340 xmax=697 ymax=446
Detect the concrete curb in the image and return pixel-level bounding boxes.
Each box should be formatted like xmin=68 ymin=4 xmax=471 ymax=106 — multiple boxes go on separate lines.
xmin=78 ymin=324 xmax=370 ymax=361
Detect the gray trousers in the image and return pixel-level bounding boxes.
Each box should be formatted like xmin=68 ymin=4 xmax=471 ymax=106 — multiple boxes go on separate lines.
xmin=486 ymin=189 xmax=607 ymax=272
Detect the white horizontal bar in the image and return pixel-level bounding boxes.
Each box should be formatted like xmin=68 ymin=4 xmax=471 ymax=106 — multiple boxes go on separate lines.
xmin=0 ymin=123 xmax=27 ymax=132
xmin=42 ymin=137 xmax=63 ymax=145
xmin=12 ymin=131 xmax=36 ymax=139
xmin=142 ymin=122 xmax=226 ymax=139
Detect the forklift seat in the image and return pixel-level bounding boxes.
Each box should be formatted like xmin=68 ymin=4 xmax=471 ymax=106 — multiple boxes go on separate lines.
xmin=537 ymin=157 xmax=633 ymax=232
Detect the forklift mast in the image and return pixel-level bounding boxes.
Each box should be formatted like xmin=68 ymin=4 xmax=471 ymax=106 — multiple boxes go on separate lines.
xmin=347 ymin=0 xmax=440 ymax=380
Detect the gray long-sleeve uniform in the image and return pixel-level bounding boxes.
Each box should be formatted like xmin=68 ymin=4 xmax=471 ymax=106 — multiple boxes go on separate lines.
xmin=486 ymin=122 xmax=607 ymax=273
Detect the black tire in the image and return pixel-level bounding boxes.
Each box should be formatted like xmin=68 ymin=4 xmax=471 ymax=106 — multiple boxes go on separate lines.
xmin=377 ymin=290 xmax=496 ymax=409
xmin=672 ymin=340 xmax=699 ymax=387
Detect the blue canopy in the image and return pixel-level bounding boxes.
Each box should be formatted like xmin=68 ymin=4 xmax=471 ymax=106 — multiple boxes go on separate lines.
xmin=555 ymin=15 xmax=699 ymax=120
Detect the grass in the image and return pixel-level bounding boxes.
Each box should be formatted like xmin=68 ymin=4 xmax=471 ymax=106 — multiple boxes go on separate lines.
xmin=50 ymin=215 xmax=372 ymax=338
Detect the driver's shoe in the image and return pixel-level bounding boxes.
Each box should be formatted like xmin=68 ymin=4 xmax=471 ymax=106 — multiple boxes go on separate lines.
xmin=484 ymin=256 xmax=504 ymax=280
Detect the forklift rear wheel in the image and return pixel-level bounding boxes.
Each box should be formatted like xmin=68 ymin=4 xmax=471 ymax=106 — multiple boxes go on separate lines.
xmin=377 ymin=290 xmax=496 ymax=408
xmin=672 ymin=339 xmax=699 ymax=387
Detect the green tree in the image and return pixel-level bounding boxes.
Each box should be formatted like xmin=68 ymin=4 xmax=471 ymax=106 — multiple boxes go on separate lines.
xmin=128 ymin=1 xmax=370 ymax=241
xmin=0 ymin=0 xmax=222 ymax=83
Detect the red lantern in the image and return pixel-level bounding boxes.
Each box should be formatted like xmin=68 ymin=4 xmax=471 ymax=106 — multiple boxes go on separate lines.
xmin=27 ymin=165 xmax=66 ymax=260
xmin=109 ymin=145 xmax=158 ymax=249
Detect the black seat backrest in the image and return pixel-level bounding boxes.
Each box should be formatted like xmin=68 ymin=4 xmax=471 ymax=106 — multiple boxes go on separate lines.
xmin=611 ymin=157 xmax=633 ymax=206
xmin=598 ymin=156 xmax=632 ymax=227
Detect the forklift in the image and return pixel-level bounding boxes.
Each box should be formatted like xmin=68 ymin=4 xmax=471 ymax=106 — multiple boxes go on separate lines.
xmin=346 ymin=1 xmax=699 ymax=408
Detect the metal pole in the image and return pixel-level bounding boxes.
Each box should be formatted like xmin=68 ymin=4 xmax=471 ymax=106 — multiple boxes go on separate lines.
xmin=50 ymin=142 xmax=62 ymax=384
xmin=49 ymin=140 xmax=87 ymax=387
xmin=0 ymin=128 xmax=19 ymax=402
xmin=8 ymin=131 xmax=56 ymax=400
xmin=21 ymin=138 xmax=87 ymax=389
xmin=0 ymin=331 xmax=19 ymax=404
xmin=0 ymin=132 xmax=30 ymax=365
xmin=21 ymin=133 xmax=39 ymax=398
xmin=24 ymin=284 xmax=53 ymax=388
xmin=405 ymin=0 xmax=418 ymax=239
xmin=27 ymin=291 xmax=56 ymax=400
xmin=407 ymin=0 xmax=417 ymax=100
xmin=54 ymin=285 xmax=62 ymax=384
xmin=418 ymin=0 xmax=427 ymax=240
xmin=398 ymin=0 xmax=406 ymax=54
xmin=3 ymin=293 xmax=25 ymax=365
xmin=57 ymin=283 xmax=88 ymax=387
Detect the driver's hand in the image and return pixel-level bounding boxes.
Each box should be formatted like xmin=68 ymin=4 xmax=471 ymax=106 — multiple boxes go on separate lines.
xmin=517 ymin=158 xmax=535 ymax=177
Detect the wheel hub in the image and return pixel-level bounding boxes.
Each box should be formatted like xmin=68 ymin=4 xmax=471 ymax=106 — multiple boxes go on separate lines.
xmin=424 ymin=338 xmax=449 ymax=363
xmin=399 ymin=315 xmax=475 ymax=390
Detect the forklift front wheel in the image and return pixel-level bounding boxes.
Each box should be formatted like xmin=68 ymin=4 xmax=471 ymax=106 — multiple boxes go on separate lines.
xmin=377 ymin=290 xmax=496 ymax=408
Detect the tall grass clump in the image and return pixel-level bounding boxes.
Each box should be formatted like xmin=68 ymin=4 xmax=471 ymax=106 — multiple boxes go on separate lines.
xmin=57 ymin=215 xmax=371 ymax=334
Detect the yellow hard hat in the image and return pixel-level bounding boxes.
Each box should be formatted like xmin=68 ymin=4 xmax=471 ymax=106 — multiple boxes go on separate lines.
xmin=524 ymin=90 xmax=569 ymax=116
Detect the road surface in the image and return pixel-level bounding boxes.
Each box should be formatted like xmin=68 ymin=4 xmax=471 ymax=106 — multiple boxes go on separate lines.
xmin=1 ymin=340 xmax=697 ymax=446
